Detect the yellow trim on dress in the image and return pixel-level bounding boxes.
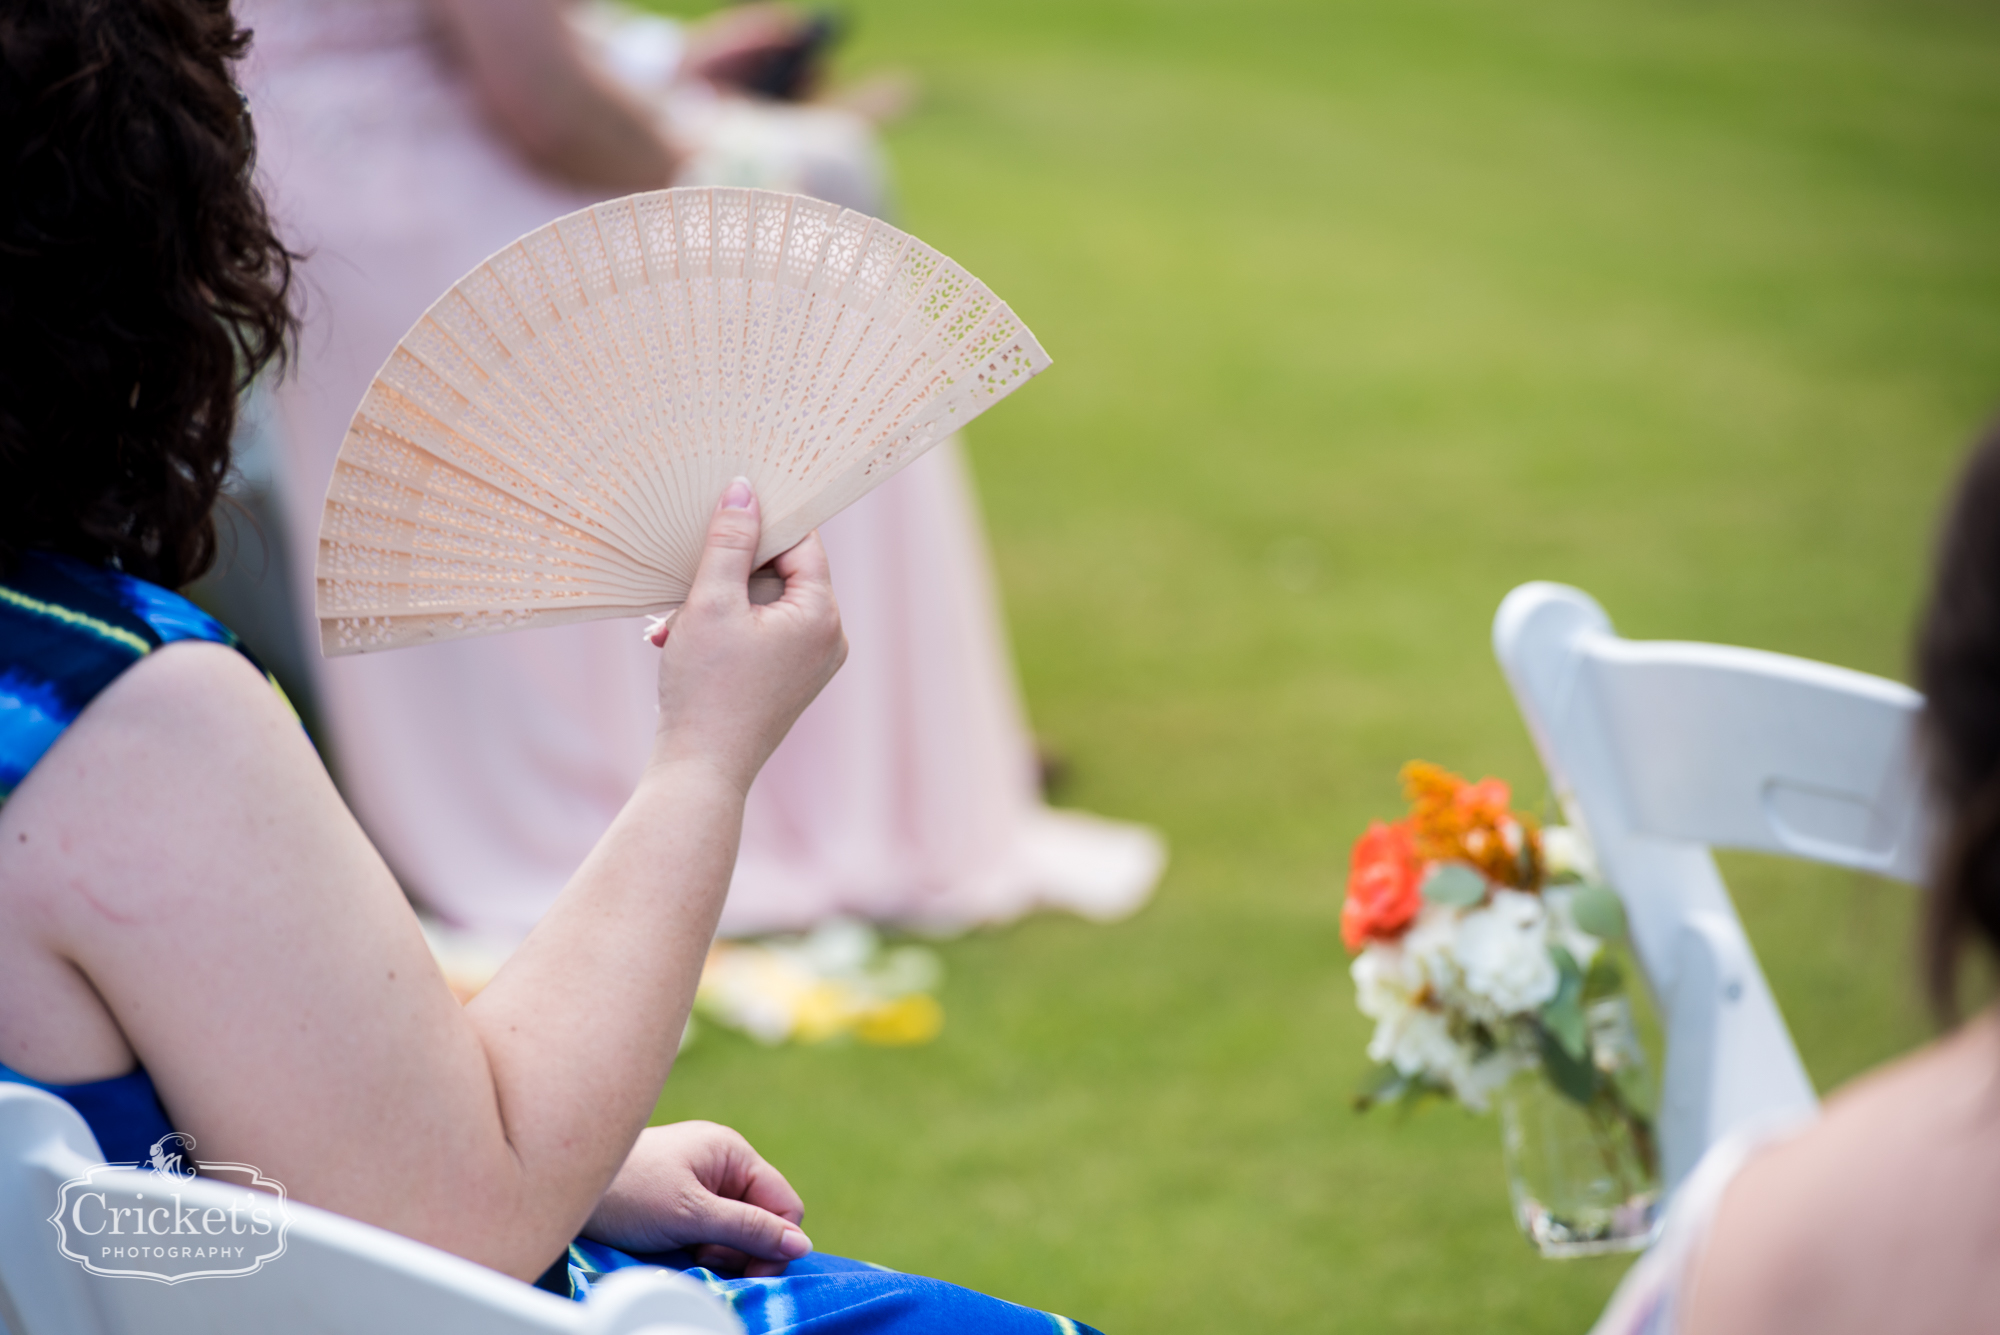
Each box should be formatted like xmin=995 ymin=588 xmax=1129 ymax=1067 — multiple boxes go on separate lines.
xmin=0 ymin=584 xmax=153 ymax=656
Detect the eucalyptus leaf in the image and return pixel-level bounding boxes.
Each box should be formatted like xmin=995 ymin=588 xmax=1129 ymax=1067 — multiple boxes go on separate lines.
xmin=1583 ymin=950 xmax=1625 ymax=1002
xmin=1612 ymin=1059 xmax=1658 ymax=1121
xmin=1568 ymin=882 xmax=1628 ymax=941
xmin=1541 ymin=946 xmax=1588 ymax=1062
xmin=1422 ymin=862 xmax=1486 ymax=908
xmin=1536 ymin=1022 xmax=1599 ymax=1106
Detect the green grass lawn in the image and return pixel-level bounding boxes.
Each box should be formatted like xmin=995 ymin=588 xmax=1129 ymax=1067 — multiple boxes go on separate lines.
xmin=649 ymin=1 xmax=2000 ymax=1329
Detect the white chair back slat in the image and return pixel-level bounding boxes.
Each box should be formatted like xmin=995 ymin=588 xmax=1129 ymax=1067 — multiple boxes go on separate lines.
xmin=0 ymin=1088 xmax=103 ymax=1335
xmin=1492 ymin=582 xmax=1932 ymax=1194
xmin=0 ymin=1084 xmax=740 ymax=1335
xmin=1585 ymin=640 xmax=1929 ymax=881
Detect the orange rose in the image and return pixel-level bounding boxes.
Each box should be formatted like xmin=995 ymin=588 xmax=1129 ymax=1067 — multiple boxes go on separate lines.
xmin=1342 ymin=820 xmax=1424 ymax=951
xmin=1455 ymin=777 xmax=1512 ymax=825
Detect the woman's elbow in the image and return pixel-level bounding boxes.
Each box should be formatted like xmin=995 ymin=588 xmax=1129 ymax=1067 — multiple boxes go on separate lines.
xmin=398 ymin=1170 xmax=574 ymax=1283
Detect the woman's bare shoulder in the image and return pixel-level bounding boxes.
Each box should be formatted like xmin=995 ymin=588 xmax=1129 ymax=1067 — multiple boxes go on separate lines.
xmin=1 ymin=637 xmax=298 ymax=882
xmin=1683 ymin=1014 xmax=2000 ymax=1335
xmin=0 ymin=639 xmax=348 ymax=1078
xmin=79 ymin=635 xmax=299 ymax=745
xmin=1 ymin=637 xmax=332 ymax=898
xmin=0 ymin=634 xmax=480 ymax=1181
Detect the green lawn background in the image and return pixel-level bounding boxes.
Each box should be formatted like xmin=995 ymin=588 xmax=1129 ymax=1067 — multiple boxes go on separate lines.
xmin=647 ymin=1 xmax=2000 ymax=1329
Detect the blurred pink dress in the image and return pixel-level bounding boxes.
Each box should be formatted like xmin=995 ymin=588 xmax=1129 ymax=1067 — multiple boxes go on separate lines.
xmin=239 ymin=0 xmax=1164 ymax=941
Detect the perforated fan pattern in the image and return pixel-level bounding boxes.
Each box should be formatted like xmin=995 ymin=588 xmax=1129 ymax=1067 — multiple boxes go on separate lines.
xmin=315 ymin=186 xmax=1050 ymax=655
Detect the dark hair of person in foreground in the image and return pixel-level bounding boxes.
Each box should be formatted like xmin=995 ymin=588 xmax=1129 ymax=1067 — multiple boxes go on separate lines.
xmin=1918 ymin=420 xmax=2000 ymax=1020
xmin=0 ymin=0 xmax=295 ymax=588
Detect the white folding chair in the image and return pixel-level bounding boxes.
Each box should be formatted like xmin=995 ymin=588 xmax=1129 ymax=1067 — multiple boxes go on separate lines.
xmin=1492 ymin=582 xmax=1933 ymax=1195
xmin=0 ymin=1083 xmax=741 ymax=1335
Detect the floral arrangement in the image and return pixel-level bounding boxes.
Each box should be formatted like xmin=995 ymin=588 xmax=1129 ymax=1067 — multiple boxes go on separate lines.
xmin=1343 ymin=762 xmax=1655 ymax=1182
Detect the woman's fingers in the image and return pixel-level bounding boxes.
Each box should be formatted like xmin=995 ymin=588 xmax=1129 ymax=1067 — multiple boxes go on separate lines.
xmin=649 ymin=484 xmax=843 ymax=790
xmin=684 ymin=1122 xmax=805 ymax=1226
xmin=735 ymin=1153 xmax=806 ymax=1227
xmin=583 ymin=1124 xmax=813 ymax=1275
xmin=654 ymin=526 xmax=824 ymax=644
xmin=685 ymin=478 xmax=761 ymax=613
xmin=768 ymin=529 xmax=830 ymax=591
xmin=687 ymin=1242 xmax=788 ymax=1280
xmin=686 ymin=1194 xmax=813 ymax=1265
xmin=691 ymin=1243 xmax=751 ymax=1273
xmin=681 ymin=1125 xmax=807 ymax=1268
xmin=762 ymin=532 xmax=845 ymax=675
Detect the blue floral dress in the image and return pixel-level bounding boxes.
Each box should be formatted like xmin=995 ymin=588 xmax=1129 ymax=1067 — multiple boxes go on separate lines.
xmin=0 ymin=549 xmax=1102 ymax=1334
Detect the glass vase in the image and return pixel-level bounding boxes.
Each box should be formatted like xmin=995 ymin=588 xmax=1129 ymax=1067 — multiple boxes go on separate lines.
xmin=1498 ymin=999 xmax=1660 ymax=1258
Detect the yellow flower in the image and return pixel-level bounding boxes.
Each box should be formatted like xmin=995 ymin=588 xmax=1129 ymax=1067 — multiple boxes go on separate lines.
xmin=855 ymin=994 xmax=945 ymax=1046
xmin=1398 ymin=760 xmax=1542 ymax=890
xmin=793 ymin=983 xmax=856 ymax=1043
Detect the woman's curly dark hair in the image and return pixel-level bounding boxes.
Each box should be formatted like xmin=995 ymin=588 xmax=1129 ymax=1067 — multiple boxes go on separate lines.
xmin=1918 ymin=420 xmax=2000 ymax=1020
xmin=0 ymin=0 xmax=296 ymax=588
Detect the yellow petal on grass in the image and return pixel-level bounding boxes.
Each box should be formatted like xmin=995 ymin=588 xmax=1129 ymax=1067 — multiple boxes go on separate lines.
xmin=855 ymin=994 xmax=945 ymax=1046
xmin=792 ymin=983 xmax=857 ymax=1043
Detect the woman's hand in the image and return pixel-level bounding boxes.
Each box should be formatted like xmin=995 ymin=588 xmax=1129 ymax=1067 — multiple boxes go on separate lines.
xmin=584 ymin=1122 xmax=811 ymax=1277
xmin=681 ymin=4 xmax=813 ymax=91
xmin=649 ymin=478 xmax=846 ymax=795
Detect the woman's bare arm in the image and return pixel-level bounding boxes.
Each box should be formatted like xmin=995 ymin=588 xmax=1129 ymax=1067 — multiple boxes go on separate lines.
xmin=0 ymin=486 xmax=842 ymax=1281
xmin=427 ymin=0 xmax=677 ymax=190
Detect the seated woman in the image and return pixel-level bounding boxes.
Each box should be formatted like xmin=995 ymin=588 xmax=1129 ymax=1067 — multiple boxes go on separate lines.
xmin=1593 ymin=422 xmax=2000 ymax=1335
xmin=0 ymin=4 xmax=1096 ymax=1331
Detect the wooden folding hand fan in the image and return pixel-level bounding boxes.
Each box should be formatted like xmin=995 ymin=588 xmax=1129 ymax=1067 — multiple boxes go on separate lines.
xmin=315 ymin=186 xmax=1049 ymax=655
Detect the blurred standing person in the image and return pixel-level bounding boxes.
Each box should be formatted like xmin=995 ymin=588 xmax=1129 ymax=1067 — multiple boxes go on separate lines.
xmin=242 ymin=0 xmax=1164 ymax=946
xmin=582 ymin=3 xmax=1167 ymax=936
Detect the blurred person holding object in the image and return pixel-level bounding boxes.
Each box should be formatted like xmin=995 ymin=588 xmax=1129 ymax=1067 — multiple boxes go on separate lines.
xmin=0 ymin=5 xmax=1103 ymax=1325
xmin=1593 ymin=422 xmax=2000 ymax=1335
xmin=241 ymin=0 xmax=1164 ymax=949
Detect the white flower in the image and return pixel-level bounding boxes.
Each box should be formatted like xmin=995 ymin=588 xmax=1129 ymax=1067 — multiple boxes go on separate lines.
xmin=1351 ymin=900 xmax=1573 ymax=1112
xmin=1542 ymin=884 xmax=1604 ymax=970
xmin=1542 ymin=824 xmax=1599 ymax=883
xmin=1368 ymin=1009 xmax=1528 ymax=1111
xmin=1354 ymin=946 xmax=1459 ymax=1085
xmin=1371 ymin=1007 xmax=1467 ymax=1086
xmin=1453 ymin=890 xmax=1559 ymax=1018
xmin=1402 ymin=903 xmax=1463 ymax=996
xmin=1351 ymin=943 xmax=1423 ymax=1022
